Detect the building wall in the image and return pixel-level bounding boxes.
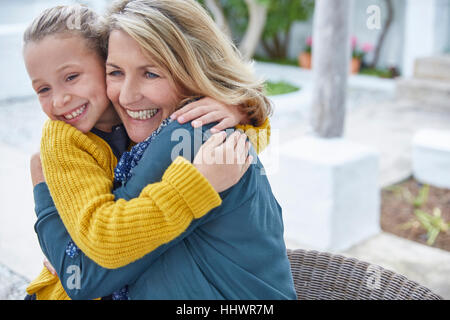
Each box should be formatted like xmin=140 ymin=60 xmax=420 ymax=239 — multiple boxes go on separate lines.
xmin=263 ymin=0 xmax=450 ymax=76
xmin=282 ymin=0 xmax=407 ymax=72
xmin=349 ymin=0 xmax=406 ymax=71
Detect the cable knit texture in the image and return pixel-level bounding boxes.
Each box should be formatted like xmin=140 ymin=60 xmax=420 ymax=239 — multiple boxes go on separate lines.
xmin=27 ymin=118 xmax=271 ymax=299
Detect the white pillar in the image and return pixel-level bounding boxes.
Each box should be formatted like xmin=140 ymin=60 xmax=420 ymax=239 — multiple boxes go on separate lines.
xmin=261 ymin=137 xmax=380 ymax=252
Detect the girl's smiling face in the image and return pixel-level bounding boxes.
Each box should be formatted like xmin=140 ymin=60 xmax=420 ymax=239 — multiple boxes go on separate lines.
xmin=106 ymin=30 xmax=182 ymax=143
xmin=24 ymin=34 xmax=114 ymax=133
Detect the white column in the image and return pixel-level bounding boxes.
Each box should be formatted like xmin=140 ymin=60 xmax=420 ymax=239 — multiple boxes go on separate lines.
xmin=261 ymin=136 xmax=380 ymax=252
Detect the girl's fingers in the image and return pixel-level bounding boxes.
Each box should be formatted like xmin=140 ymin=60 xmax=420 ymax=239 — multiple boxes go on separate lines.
xmin=210 ymin=117 xmax=235 ymax=133
xmin=175 ymin=105 xmax=210 ymax=124
xmin=192 ymin=111 xmax=225 ymax=128
xmin=170 ymin=99 xmax=203 ymax=120
xmin=171 ymin=97 xmax=220 ymax=121
xmin=43 ymin=258 xmax=56 ymax=276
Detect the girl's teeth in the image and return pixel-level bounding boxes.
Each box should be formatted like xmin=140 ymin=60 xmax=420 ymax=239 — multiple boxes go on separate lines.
xmin=63 ymin=104 xmax=86 ymax=120
xmin=126 ymin=108 xmax=158 ymax=120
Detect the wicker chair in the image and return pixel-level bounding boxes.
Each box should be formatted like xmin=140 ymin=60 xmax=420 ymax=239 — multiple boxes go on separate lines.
xmin=287 ymin=249 xmax=443 ymax=300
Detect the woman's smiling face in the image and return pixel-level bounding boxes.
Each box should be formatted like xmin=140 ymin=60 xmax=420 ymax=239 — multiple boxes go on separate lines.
xmin=106 ymin=30 xmax=182 ymax=143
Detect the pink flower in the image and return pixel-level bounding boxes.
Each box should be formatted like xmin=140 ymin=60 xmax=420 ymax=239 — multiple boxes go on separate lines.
xmin=362 ymin=42 xmax=374 ymax=53
xmin=306 ymin=36 xmax=312 ymax=46
xmin=351 ymin=36 xmax=358 ymax=49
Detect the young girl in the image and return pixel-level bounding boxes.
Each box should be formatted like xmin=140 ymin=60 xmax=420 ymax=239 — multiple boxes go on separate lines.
xmin=28 ymin=0 xmax=294 ymax=300
xmin=23 ymin=5 xmax=269 ymax=299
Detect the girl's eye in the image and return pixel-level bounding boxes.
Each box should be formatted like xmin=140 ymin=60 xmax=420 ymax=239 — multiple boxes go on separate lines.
xmin=145 ymin=71 xmax=159 ymax=79
xmin=37 ymin=87 xmax=49 ymax=95
xmin=107 ymin=70 xmax=122 ymax=77
xmin=66 ymin=74 xmax=79 ymax=81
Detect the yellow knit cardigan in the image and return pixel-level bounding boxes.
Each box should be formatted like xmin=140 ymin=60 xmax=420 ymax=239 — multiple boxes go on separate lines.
xmin=27 ymin=119 xmax=271 ymax=300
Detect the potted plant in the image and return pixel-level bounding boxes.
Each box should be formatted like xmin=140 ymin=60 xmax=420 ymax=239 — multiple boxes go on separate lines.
xmin=298 ymin=36 xmax=312 ymax=69
xmin=350 ymin=36 xmax=373 ymax=74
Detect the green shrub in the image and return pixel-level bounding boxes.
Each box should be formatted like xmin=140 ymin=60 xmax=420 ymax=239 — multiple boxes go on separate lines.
xmin=264 ymin=81 xmax=300 ymax=96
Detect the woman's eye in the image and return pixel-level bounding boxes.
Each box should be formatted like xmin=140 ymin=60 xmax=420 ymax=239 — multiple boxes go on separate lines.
xmin=107 ymin=70 xmax=122 ymax=77
xmin=66 ymin=74 xmax=79 ymax=81
xmin=145 ymin=71 xmax=159 ymax=79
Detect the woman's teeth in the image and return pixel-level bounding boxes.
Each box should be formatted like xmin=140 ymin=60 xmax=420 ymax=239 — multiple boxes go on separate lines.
xmin=126 ymin=108 xmax=158 ymax=120
xmin=64 ymin=104 xmax=86 ymax=120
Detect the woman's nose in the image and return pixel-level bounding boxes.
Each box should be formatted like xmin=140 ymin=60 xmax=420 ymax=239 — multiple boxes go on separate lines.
xmin=53 ymin=93 xmax=72 ymax=109
xmin=119 ymin=78 xmax=143 ymax=106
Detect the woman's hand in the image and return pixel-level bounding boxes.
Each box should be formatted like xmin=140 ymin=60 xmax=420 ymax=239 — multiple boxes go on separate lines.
xmin=170 ymin=97 xmax=249 ymax=133
xmin=30 ymin=152 xmax=45 ymax=187
xmin=193 ymin=131 xmax=253 ymax=193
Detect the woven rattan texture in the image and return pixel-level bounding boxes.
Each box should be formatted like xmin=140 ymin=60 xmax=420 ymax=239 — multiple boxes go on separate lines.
xmin=287 ymin=249 xmax=443 ymax=300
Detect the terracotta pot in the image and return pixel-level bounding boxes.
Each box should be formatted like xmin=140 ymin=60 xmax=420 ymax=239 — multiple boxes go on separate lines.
xmin=350 ymin=57 xmax=361 ymax=74
xmin=298 ymin=52 xmax=312 ymax=69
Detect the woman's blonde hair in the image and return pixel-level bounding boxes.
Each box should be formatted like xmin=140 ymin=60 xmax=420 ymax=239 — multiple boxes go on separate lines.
xmin=104 ymin=0 xmax=271 ymax=126
xmin=23 ymin=4 xmax=106 ymax=59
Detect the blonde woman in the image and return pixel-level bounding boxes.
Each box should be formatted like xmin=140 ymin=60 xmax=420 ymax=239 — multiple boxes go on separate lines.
xmin=32 ymin=0 xmax=296 ymax=299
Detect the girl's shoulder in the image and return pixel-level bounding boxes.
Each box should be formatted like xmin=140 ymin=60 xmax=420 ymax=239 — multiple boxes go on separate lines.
xmin=41 ymin=119 xmax=116 ymax=170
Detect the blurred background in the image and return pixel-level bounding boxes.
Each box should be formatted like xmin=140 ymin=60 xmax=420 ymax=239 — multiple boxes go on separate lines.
xmin=0 ymin=0 xmax=449 ymax=299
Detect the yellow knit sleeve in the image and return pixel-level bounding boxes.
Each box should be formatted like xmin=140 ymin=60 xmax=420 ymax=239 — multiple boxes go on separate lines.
xmin=26 ymin=268 xmax=71 ymax=300
xmin=235 ymin=117 xmax=271 ymax=154
xmin=40 ymin=120 xmax=222 ymax=269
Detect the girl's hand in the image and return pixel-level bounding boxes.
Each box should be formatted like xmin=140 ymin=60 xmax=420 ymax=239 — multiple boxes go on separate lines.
xmin=30 ymin=152 xmax=45 ymax=187
xmin=43 ymin=257 xmax=57 ymax=276
xmin=170 ymin=97 xmax=249 ymax=133
xmin=193 ymin=131 xmax=253 ymax=193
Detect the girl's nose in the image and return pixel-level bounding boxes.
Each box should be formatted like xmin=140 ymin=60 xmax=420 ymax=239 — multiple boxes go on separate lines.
xmin=53 ymin=94 xmax=72 ymax=108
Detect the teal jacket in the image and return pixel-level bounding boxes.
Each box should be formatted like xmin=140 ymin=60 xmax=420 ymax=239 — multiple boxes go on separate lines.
xmin=33 ymin=121 xmax=297 ymax=299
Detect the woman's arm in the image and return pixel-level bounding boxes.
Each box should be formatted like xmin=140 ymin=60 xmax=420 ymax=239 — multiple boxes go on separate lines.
xmin=29 ymin=183 xmax=180 ymax=299
xmin=171 ymin=97 xmax=271 ymax=154
xmin=31 ymin=125 xmax=250 ymax=299
xmin=40 ymin=120 xmax=250 ymax=269
xmin=40 ymin=120 xmax=222 ymax=269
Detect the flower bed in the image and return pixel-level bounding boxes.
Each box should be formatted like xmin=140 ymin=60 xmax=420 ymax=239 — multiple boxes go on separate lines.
xmin=381 ymin=177 xmax=450 ymax=252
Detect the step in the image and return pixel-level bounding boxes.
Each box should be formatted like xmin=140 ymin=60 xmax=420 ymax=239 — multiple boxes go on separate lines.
xmin=414 ymin=55 xmax=450 ymax=82
xmin=341 ymin=232 xmax=450 ymax=299
xmin=395 ymin=77 xmax=450 ymax=109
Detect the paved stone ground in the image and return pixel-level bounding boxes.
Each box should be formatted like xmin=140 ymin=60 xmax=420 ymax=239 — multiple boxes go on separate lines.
xmin=0 ymin=263 xmax=29 ymax=300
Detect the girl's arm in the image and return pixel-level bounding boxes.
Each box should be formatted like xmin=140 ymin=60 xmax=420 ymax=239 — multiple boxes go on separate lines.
xmin=29 ymin=183 xmax=190 ymax=300
xmin=30 ymin=125 xmax=251 ymax=300
xmin=40 ymin=120 xmax=249 ymax=269
xmin=171 ymin=97 xmax=271 ymax=154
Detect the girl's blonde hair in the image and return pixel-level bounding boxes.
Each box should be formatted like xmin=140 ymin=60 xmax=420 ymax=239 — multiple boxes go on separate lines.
xmin=23 ymin=4 xmax=106 ymax=59
xmin=104 ymin=0 xmax=271 ymax=126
